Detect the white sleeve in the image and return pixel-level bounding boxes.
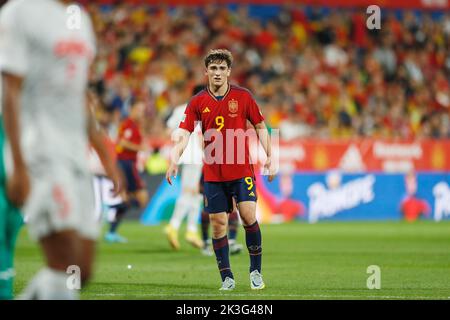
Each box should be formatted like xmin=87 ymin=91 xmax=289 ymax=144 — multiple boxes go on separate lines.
xmin=166 ymin=111 xmax=179 ymax=130
xmin=0 ymin=1 xmax=28 ymax=76
xmin=166 ymin=105 xmax=186 ymax=130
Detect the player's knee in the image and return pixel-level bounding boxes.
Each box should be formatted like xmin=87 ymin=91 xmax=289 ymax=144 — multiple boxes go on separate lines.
xmin=212 ymin=227 xmax=227 ymax=239
xmin=212 ymin=223 xmax=227 ymax=233
xmin=187 ymin=188 xmax=200 ymax=195
xmin=211 ymin=215 xmax=227 ymax=227
xmin=240 ymin=215 xmax=256 ymax=226
xmin=41 ymin=233 xmax=80 ymax=271
xmin=210 ymin=216 xmax=227 ymax=237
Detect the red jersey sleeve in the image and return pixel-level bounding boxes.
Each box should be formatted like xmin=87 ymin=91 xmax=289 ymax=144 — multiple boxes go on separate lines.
xmin=246 ymin=94 xmax=265 ymax=126
xmin=117 ymin=121 xmax=127 ymax=140
xmin=179 ymin=99 xmax=200 ymax=133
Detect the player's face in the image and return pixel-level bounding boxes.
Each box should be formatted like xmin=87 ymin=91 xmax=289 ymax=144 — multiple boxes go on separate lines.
xmin=132 ymin=102 xmax=145 ymax=118
xmin=205 ymin=61 xmax=231 ymax=88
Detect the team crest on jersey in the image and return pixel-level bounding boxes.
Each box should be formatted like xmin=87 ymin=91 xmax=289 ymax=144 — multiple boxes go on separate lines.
xmin=228 ymin=99 xmax=238 ymax=117
xmin=228 ymin=99 xmax=238 ymax=113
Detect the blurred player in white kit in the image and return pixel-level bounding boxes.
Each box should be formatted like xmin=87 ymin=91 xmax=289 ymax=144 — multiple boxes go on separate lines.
xmin=86 ymin=93 xmax=124 ymax=225
xmin=0 ymin=0 xmax=120 ymax=299
xmin=164 ymin=85 xmax=205 ymax=250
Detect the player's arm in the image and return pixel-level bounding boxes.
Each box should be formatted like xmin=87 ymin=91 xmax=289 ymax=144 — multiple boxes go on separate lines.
xmin=166 ymin=101 xmax=198 ymax=185
xmin=254 ymin=121 xmax=275 ymax=182
xmin=86 ymin=92 xmax=122 ymax=195
xmin=254 ymin=121 xmax=271 ymax=158
xmin=247 ymin=94 xmax=275 ymax=182
xmin=166 ymin=128 xmax=190 ymax=185
xmin=1 ymin=72 xmax=30 ymax=206
xmin=0 ymin=2 xmax=31 ymax=206
xmin=117 ymin=138 xmax=144 ymax=153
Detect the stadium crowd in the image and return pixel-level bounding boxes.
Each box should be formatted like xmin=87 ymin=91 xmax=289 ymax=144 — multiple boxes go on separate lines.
xmin=85 ymin=3 xmax=450 ymax=141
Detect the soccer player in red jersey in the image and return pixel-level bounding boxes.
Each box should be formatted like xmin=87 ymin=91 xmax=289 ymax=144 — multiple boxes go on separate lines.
xmin=107 ymin=100 xmax=149 ymax=243
xmin=166 ymin=49 xmax=275 ymax=290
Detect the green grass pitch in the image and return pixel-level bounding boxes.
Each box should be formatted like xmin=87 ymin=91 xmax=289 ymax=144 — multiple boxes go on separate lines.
xmin=13 ymin=221 xmax=450 ymax=300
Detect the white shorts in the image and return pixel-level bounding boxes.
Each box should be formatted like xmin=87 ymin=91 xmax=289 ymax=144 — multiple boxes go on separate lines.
xmin=181 ymin=164 xmax=202 ymax=191
xmin=92 ymin=175 xmax=123 ymax=222
xmin=24 ymin=165 xmax=99 ymax=241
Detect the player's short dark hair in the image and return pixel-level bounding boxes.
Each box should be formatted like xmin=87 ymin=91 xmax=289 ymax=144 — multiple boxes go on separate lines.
xmin=204 ymin=49 xmax=233 ymax=68
xmin=129 ymin=97 xmax=144 ymax=109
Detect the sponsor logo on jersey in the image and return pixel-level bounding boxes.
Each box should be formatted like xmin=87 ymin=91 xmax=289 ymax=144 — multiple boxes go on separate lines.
xmin=202 ymin=107 xmax=211 ymax=113
xmin=54 ymin=39 xmax=93 ymax=58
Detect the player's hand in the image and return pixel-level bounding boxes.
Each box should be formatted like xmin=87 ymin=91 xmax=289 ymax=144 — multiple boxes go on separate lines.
xmin=110 ymin=170 xmax=123 ymax=197
xmin=106 ymin=164 xmax=123 ymax=197
xmin=166 ymin=163 xmax=178 ymax=185
xmin=140 ymin=141 xmax=150 ymax=153
xmin=108 ymin=166 xmax=124 ymax=197
xmin=7 ymin=165 xmax=31 ymax=207
xmin=264 ymin=156 xmax=276 ymax=183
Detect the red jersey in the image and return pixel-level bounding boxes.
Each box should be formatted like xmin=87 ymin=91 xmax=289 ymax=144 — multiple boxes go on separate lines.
xmin=116 ymin=118 xmax=142 ymax=161
xmin=179 ymin=84 xmax=265 ymax=182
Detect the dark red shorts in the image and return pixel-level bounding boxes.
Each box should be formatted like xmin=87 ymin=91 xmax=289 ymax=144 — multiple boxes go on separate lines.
xmin=117 ymin=159 xmax=145 ymax=192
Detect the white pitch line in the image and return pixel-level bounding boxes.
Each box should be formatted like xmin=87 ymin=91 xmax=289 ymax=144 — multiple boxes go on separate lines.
xmin=91 ymin=293 xmax=450 ymax=299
